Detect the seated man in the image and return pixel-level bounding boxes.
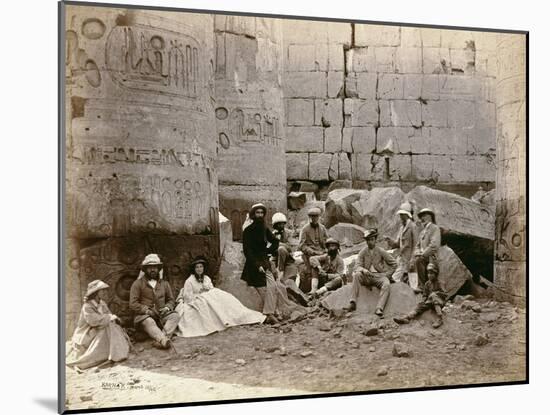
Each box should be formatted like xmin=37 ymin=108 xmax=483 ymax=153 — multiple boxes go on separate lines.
xmin=393 ymin=263 xmax=446 ymax=328
xmin=298 ymin=207 xmax=328 ymax=292
xmin=309 ymin=238 xmax=345 ymax=298
xmin=129 ymin=254 xmax=179 ymax=349
xmin=344 ymin=229 xmax=397 ymax=317
xmin=271 ymin=212 xmax=295 ymax=280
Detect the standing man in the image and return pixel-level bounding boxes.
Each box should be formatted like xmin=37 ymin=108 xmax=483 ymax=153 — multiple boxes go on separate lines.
xmin=344 ymin=229 xmax=397 ymax=316
xmin=298 ymin=207 xmax=329 ymax=292
xmin=242 ymin=203 xmax=303 ymax=323
xmin=414 ymin=207 xmax=441 ymax=293
xmin=309 ymin=238 xmax=345 ymax=298
xmin=129 ymin=254 xmax=179 ymax=349
xmin=384 ymin=202 xmax=416 ymax=284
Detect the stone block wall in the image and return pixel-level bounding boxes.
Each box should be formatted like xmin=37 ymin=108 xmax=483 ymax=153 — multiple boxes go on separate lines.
xmin=282 ymin=22 xmax=497 ymax=190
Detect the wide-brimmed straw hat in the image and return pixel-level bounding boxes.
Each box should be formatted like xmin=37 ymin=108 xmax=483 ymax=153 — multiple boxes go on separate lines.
xmin=85 ymin=279 xmax=109 ymax=299
xmin=141 ymin=253 xmax=163 ymax=267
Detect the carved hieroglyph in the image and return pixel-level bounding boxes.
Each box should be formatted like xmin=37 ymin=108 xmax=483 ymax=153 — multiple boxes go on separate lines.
xmin=214 ymin=15 xmax=287 ymax=239
xmin=64 ymin=6 xmax=219 ymax=336
xmin=494 ymin=34 xmax=527 ymax=304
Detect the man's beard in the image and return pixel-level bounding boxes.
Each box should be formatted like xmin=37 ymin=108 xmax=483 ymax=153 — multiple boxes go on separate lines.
xmin=146 ymin=272 xmax=159 ymax=280
xmin=327 ymin=249 xmax=338 ymax=257
xmin=310 ymin=221 xmax=319 ymax=228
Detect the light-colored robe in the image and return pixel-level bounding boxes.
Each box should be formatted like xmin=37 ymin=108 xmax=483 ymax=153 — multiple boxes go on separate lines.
xmin=175 ymin=275 xmax=266 ymax=338
xmin=66 ymin=299 xmax=130 ymax=370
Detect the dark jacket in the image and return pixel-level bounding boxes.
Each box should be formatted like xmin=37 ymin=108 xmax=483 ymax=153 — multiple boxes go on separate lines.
xmin=241 ymin=220 xmax=279 ymax=287
xmin=422 ymin=279 xmax=447 ymax=306
xmin=129 ymin=277 xmax=176 ymax=325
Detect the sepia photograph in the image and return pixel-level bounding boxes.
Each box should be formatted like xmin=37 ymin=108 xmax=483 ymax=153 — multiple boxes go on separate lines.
xmin=59 ymin=0 xmax=527 ymax=412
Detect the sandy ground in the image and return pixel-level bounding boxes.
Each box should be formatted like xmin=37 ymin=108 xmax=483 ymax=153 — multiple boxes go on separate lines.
xmin=65 ymin=297 xmax=526 ymax=411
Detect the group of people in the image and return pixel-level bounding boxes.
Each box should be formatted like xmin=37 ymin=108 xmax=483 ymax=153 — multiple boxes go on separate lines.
xmin=66 ymin=200 xmax=446 ymax=371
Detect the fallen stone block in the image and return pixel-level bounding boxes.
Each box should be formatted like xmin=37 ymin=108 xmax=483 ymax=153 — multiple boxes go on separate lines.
xmin=438 ymin=245 xmax=473 ymax=297
xmin=407 ymin=185 xmax=494 ymax=280
xmin=321 ymin=282 xmax=417 ymax=318
xmin=328 ymin=223 xmax=368 ymax=247
xmin=289 ymin=180 xmax=319 ymax=194
xmin=322 ymin=189 xmax=364 ymax=228
xmin=288 ymin=191 xmax=316 ymax=210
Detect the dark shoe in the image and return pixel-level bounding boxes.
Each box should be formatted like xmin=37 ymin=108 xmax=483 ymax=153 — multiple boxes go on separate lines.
xmin=152 ymin=340 xmax=164 ymax=349
xmin=432 ymin=318 xmax=443 ymax=329
xmin=375 ymin=308 xmax=384 ymax=317
xmin=393 ymin=316 xmax=410 ymax=325
xmin=264 ymin=314 xmax=278 ymax=325
xmin=343 ymin=301 xmax=356 ymax=312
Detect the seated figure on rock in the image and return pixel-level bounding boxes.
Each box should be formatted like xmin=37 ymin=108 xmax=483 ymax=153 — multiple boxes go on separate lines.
xmin=414 ymin=207 xmax=441 ymax=294
xmin=344 ymin=229 xmax=397 ymax=317
xmin=394 ymin=263 xmax=446 ymax=328
xmin=66 ymin=280 xmax=131 ymax=371
xmin=298 ymin=207 xmax=328 ymax=293
xmin=308 ymin=238 xmax=346 ymax=299
xmin=175 ymin=257 xmax=266 ymax=337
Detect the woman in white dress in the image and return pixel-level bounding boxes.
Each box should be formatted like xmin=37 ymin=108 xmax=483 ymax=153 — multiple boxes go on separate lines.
xmin=175 ymin=257 xmax=266 ymax=337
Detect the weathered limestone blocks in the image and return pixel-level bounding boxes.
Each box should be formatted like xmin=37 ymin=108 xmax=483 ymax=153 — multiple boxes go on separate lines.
xmin=282 ymin=22 xmax=498 ymax=187
xmin=214 ymin=15 xmax=287 ymax=239
xmin=494 ymin=34 xmax=526 ymax=305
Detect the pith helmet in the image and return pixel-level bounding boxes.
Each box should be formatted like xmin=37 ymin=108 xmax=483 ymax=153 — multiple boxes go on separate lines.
xmin=272 ymin=212 xmax=287 ymax=225
xmin=418 ymin=207 xmax=436 ymax=223
xmin=396 ymin=201 xmax=413 ymax=218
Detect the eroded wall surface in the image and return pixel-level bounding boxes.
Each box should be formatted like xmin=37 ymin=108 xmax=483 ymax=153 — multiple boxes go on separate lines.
xmin=494 ymin=34 xmax=526 ymax=305
xmin=214 ymin=16 xmax=287 ymax=240
xmin=282 ymin=22 xmax=497 ymax=191
xmin=64 ymin=6 xmax=220 ymax=336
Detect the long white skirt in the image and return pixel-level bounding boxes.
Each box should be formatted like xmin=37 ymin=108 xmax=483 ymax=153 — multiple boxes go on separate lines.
xmin=175 ymin=288 xmax=266 ymax=338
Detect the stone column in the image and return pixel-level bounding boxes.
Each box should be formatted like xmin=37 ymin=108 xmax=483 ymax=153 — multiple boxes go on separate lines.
xmin=64 ymin=5 xmax=219 ymax=336
xmin=213 ymin=16 xmax=287 ymax=240
xmin=494 ymin=33 xmax=527 ymax=306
